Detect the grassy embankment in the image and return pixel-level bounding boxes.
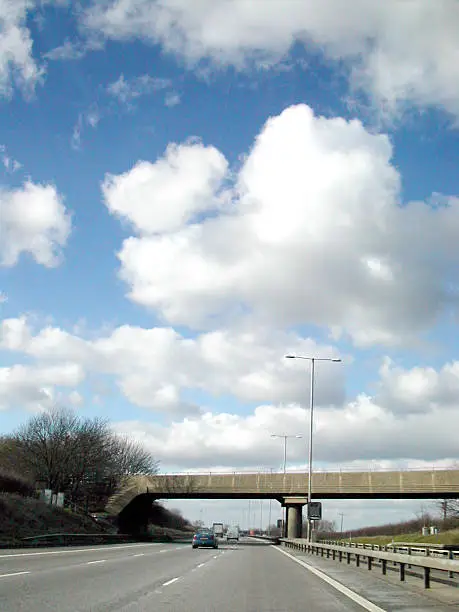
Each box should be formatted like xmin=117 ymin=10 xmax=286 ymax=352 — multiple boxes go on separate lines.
xmin=0 ymin=470 xmax=192 ymax=546
xmin=340 ymin=530 xmax=459 ymax=547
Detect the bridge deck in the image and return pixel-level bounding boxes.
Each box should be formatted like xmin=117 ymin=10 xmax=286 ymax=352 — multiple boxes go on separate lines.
xmin=106 ymin=469 xmax=459 ymax=514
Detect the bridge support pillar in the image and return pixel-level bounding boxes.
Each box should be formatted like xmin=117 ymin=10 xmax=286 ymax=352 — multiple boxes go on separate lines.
xmin=282 ymin=497 xmax=307 ymax=539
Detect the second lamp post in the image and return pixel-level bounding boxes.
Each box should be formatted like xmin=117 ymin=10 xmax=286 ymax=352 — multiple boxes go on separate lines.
xmin=285 ymin=354 xmax=341 ymax=542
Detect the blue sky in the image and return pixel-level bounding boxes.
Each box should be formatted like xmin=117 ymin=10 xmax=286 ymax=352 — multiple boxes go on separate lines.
xmin=2 ymin=0 xmax=459 ymax=528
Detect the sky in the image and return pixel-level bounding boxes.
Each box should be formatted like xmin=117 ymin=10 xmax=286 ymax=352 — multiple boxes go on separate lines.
xmin=1 ymin=0 xmax=459 ymax=530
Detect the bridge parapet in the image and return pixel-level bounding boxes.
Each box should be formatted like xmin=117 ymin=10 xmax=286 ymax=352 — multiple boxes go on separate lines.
xmin=106 ymin=469 xmax=459 ymax=515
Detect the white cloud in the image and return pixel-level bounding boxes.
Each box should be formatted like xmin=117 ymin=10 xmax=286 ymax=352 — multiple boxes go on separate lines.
xmin=0 ymin=363 xmax=84 ymax=412
xmin=107 ymin=73 xmax=172 ymax=105
xmin=0 ymin=0 xmax=46 ymax=99
xmin=3 ymin=315 xmax=459 ymax=476
xmin=113 ymin=391 xmax=459 ymax=468
xmin=0 ymin=316 xmax=344 ymax=414
xmin=0 ymin=181 xmax=71 ymax=267
xmin=108 ymin=104 xmax=459 ymax=346
xmin=82 ymin=0 xmax=459 ymax=120
xmin=377 ymin=358 xmax=459 ymax=414
xmin=102 ymin=141 xmax=228 ymax=234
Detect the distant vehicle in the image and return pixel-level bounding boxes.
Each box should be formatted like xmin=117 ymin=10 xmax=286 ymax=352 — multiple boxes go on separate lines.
xmin=192 ymin=531 xmax=218 ymax=549
xmin=212 ymin=522 xmax=224 ymax=538
xmin=226 ymin=526 xmax=239 ymax=542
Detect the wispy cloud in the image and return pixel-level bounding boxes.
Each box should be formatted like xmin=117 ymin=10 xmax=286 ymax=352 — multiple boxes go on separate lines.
xmin=164 ymin=91 xmax=181 ymax=107
xmin=0 ymin=145 xmax=22 ymax=173
xmin=71 ymin=105 xmax=101 ymax=150
xmin=107 ymin=73 xmax=177 ymax=107
xmin=44 ymin=38 xmax=103 ymax=62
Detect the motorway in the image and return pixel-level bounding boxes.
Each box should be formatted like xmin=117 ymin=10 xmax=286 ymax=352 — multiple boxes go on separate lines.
xmin=0 ymin=538 xmax=455 ymax=611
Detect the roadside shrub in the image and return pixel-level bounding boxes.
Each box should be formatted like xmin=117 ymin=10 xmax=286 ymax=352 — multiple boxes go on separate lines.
xmin=0 ymin=469 xmax=35 ymax=497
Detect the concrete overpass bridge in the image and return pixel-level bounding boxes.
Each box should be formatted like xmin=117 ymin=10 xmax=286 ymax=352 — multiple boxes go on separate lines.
xmin=106 ymin=468 xmax=459 ymax=538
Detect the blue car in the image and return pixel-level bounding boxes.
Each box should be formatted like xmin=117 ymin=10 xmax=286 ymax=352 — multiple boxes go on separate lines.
xmin=192 ymin=530 xmax=218 ymax=549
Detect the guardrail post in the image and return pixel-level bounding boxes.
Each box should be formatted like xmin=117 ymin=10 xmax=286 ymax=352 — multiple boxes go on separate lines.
xmin=321 ymin=547 xmax=324 ymax=557
xmin=382 ymin=559 xmax=387 ymax=575
xmin=400 ymin=563 xmax=405 ymax=582
xmin=326 ymin=549 xmax=330 ymax=558
xmin=424 ymin=566 xmax=430 ymax=589
xmin=347 ymin=552 xmax=351 ymax=564
xmin=339 ymin=551 xmax=342 ymax=562
xmin=356 ymin=554 xmax=360 ymax=567
xmin=333 ymin=550 xmax=336 ymax=560
xmin=367 ymin=556 xmax=372 ymax=571
xmin=449 ymin=550 xmax=454 ymax=578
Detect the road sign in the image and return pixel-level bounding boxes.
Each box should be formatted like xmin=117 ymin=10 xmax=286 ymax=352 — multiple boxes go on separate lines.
xmin=307 ymin=502 xmax=322 ymax=520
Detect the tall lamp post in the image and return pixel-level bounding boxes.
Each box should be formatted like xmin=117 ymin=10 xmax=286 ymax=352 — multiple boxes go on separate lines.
xmin=285 ymin=354 xmax=342 ymax=542
xmin=271 ymin=433 xmax=302 ymax=536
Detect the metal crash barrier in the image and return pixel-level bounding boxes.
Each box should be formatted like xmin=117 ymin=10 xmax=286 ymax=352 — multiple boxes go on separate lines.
xmin=281 ymin=538 xmax=459 ymax=589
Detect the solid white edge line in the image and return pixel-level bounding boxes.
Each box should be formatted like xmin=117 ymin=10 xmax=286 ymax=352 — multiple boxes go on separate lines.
xmin=87 ymin=559 xmax=106 ymax=565
xmin=0 ymin=571 xmax=31 ymax=579
xmin=0 ymin=542 xmax=160 ymax=559
xmin=272 ymin=546 xmax=386 ymax=612
xmin=162 ymin=577 xmax=180 ymax=586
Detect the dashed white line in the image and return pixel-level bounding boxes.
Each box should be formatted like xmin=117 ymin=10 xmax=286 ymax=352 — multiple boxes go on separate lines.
xmin=162 ymin=577 xmax=180 ymax=587
xmin=87 ymin=559 xmax=106 ymax=565
xmin=132 ymin=553 xmax=145 ymax=558
xmin=213 ymin=555 xmax=218 ymax=559
xmin=197 ymin=562 xmax=205 ymax=568
xmin=159 ymin=549 xmax=168 ymax=553
xmin=0 ymin=571 xmax=31 ymax=579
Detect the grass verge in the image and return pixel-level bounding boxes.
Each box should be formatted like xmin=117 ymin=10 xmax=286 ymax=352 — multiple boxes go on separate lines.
xmin=340 ymin=529 xmax=459 ymax=547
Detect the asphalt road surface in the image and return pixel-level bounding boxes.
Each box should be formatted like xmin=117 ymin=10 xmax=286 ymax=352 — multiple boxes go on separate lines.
xmin=0 ymin=539 xmax=455 ymax=611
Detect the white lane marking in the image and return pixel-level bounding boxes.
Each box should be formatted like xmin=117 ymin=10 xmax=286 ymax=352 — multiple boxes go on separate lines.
xmin=197 ymin=562 xmax=205 ymax=568
xmin=272 ymin=547 xmax=386 ymax=612
xmin=87 ymin=560 xmax=106 ymax=565
xmin=0 ymin=571 xmax=31 ymax=579
xmin=0 ymin=543 xmax=160 ymax=559
xmin=132 ymin=553 xmax=145 ymax=558
xmin=162 ymin=577 xmax=180 ymax=587
xmin=213 ymin=555 xmax=218 ymax=559
xmin=159 ymin=549 xmax=168 ymax=553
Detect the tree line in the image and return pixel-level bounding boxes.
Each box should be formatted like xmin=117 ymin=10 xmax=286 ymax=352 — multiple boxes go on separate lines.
xmin=0 ymin=407 xmax=158 ymax=513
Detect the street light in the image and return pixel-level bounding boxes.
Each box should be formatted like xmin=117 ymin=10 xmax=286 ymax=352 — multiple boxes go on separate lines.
xmin=285 ymin=354 xmax=342 ymax=542
xmin=270 ymin=434 xmax=303 ymax=473
xmin=271 ymin=433 xmax=302 ymax=537
xmin=338 ymin=512 xmax=345 ymax=538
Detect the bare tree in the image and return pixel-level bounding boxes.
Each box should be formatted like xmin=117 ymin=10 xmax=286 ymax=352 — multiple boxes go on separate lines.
xmin=14 ymin=407 xmax=82 ymax=491
xmin=434 ymin=498 xmax=459 ymax=521
xmin=108 ymin=434 xmax=159 ymax=479
xmin=11 ymin=407 xmax=158 ymax=511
